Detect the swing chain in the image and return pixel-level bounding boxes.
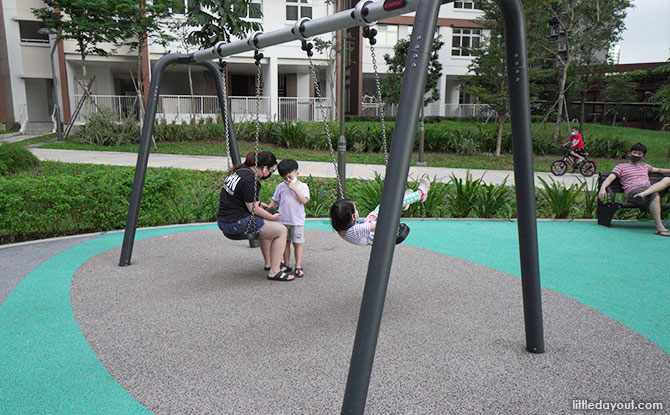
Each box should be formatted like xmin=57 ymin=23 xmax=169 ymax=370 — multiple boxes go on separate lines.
xmin=246 ymin=50 xmax=265 ymax=235
xmin=305 ymin=46 xmax=344 ymax=200
xmin=219 ymin=59 xmax=232 ymax=170
xmin=364 ymin=27 xmax=388 ymax=167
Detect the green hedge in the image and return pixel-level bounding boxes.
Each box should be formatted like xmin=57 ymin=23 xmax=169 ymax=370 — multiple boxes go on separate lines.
xmin=3 ymin=161 xmax=661 ymax=244
xmin=71 ymin=118 xmax=629 ymax=159
xmin=0 ymin=143 xmax=40 ymax=176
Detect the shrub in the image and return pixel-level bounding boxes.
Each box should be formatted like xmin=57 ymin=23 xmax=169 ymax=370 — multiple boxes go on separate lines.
xmin=405 ymin=176 xmax=450 ymax=217
xmin=276 ymin=122 xmax=309 ymax=148
xmin=72 ymin=108 xmax=140 ymax=145
xmin=475 ymin=178 xmax=514 ymax=218
xmin=0 ymin=143 xmax=40 ymax=175
xmin=303 ymin=175 xmax=335 ymax=217
xmin=586 ymin=135 xmax=629 ymax=158
xmin=448 ymin=171 xmax=484 ymax=218
xmin=537 ymin=177 xmax=585 ymax=219
xmin=356 ymin=172 xmax=385 ymax=214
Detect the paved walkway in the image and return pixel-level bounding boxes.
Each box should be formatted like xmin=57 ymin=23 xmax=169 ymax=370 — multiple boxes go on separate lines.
xmin=29 ymin=147 xmax=596 ymax=187
xmin=0 ymin=133 xmax=46 ymax=144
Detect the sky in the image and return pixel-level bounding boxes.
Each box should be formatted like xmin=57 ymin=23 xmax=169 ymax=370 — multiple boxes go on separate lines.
xmin=617 ymin=0 xmax=670 ymax=63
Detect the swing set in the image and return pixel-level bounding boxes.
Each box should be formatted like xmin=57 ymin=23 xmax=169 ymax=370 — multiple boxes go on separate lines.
xmin=119 ymin=1 xmax=545 ymax=413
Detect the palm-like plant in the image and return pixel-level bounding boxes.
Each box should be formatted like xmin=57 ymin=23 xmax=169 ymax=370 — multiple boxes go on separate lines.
xmin=448 ymin=171 xmax=483 ymax=218
xmin=579 ymin=178 xmax=599 ymax=219
xmin=475 ymin=177 xmax=513 ymax=218
xmin=537 ymin=177 xmax=585 ymax=219
xmin=303 ymin=175 xmax=334 ymax=217
xmin=358 ymin=172 xmax=385 ymax=213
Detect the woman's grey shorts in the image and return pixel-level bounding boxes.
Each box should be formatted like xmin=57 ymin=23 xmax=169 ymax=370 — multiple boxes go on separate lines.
xmin=285 ymin=225 xmax=305 ymax=243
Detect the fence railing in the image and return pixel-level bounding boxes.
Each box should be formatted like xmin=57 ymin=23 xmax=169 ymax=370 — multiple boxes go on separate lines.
xmin=71 ymin=95 xmax=334 ymax=124
xmin=278 ymin=97 xmax=333 ymax=122
xmin=444 ymin=104 xmax=493 ymax=118
xmin=70 ymin=95 xmax=491 ymax=124
xmin=361 ymin=102 xmax=398 ymax=118
xmin=361 ymin=102 xmax=492 ymax=119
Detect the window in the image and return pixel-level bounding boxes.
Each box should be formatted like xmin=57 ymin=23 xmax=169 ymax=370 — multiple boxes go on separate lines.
xmin=235 ymin=0 xmax=262 ymax=19
xmin=454 ymin=1 xmax=481 ymax=9
xmin=19 ymin=21 xmax=49 ymax=44
xmin=451 ymin=28 xmax=481 ymax=56
xmin=374 ymin=24 xmax=398 ymax=46
xmin=286 ymin=0 xmax=311 ymax=21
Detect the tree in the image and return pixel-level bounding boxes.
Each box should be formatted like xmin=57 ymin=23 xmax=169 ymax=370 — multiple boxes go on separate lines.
xmin=573 ymin=45 xmax=608 ymax=132
xmin=186 ymin=0 xmax=262 ymax=48
xmin=32 ymin=0 xmax=118 ymax=108
xmin=114 ymin=0 xmax=174 ymax=112
xmin=380 ymin=35 xmax=444 ymax=106
xmin=467 ymin=2 xmax=509 ymax=157
xmin=602 ymin=72 xmax=637 ymax=125
xmin=166 ymin=17 xmax=199 ymax=124
xmin=650 ymin=60 xmax=670 ymax=127
xmin=544 ymin=0 xmax=631 ymax=143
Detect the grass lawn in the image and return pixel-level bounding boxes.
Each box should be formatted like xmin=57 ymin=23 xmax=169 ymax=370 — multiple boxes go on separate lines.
xmin=39 ymin=122 xmax=670 ymax=172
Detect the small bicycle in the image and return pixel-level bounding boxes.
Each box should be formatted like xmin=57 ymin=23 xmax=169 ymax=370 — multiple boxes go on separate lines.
xmin=550 ymin=148 xmax=597 ymax=177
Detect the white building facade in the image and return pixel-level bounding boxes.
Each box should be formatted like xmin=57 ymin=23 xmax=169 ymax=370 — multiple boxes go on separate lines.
xmin=0 ymin=0 xmax=486 ymax=132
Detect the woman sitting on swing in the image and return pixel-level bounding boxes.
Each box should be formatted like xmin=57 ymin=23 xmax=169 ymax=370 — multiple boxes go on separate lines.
xmin=217 ymin=151 xmax=293 ymax=281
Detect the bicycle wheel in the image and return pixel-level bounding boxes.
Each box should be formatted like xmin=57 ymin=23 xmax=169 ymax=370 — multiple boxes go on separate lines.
xmin=551 ymin=160 xmax=567 ymax=176
xmin=580 ymin=160 xmax=597 ymax=177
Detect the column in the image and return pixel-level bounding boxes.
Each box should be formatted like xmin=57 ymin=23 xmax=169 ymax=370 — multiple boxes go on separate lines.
xmin=264 ymin=56 xmax=278 ymax=121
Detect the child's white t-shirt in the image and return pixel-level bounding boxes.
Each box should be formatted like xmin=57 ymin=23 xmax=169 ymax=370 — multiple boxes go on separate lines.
xmin=342 ymin=222 xmax=373 ymax=246
xmin=272 ymin=181 xmax=310 ymax=226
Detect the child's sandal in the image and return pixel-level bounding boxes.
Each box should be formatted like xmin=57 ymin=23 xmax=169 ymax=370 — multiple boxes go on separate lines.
xmin=280 ymin=262 xmax=292 ymax=273
xmin=294 ymin=268 xmax=304 ymax=278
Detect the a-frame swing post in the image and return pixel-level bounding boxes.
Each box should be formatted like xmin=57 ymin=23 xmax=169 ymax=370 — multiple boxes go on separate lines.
xmin=341 ymin=0 xmax=544 ymax=413
xmin=340 ymin=2 xmax=441 ymax=413
xmin=119 ymin=54 xmax=191 ymax=266
xmin=119 ymin=56 xmax=246 ymax=266
xmin=199 ymin=59 xmax=258 ymax=248
xmin=494 ymin=0 xmax=545 ymax=353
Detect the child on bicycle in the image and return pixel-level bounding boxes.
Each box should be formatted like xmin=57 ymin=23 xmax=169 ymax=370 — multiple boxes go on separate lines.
xmin=562 ymin=126 xmax=586 ymax=164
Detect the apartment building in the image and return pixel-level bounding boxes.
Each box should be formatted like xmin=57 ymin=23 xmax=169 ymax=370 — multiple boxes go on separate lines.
xmin=0 ymin=0 xmax=485 ymax=132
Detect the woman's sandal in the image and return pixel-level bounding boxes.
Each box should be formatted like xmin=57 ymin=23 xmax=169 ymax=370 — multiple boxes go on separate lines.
xmin=264 ymin=266 xmax=271 ymax=272
xmin=280 ymin=262 xmax=293 ymax=273
xmin=267 ymin=271 xmax=294 ymax=281
xmin=294 ymin=268 xmax=304 ymax=278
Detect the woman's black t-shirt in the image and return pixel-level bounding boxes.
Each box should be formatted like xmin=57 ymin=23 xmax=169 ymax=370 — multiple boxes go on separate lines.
xmin=217 ymin=168 xmax=261 ymax=223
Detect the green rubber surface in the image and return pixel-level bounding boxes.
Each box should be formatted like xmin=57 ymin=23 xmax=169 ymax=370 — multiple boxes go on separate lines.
xmin=0 ymin=220 xmax=668 ymax=414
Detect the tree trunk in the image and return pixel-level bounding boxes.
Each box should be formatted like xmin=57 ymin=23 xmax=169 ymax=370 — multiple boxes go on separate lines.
xmin=579 ymin=84 xmax=587 ymax=133
xmin=188 ymin=66 xmax=195 ymax=124
xmin=495 ymin=114 xmax=504 ymax=157
xmin=136 ymin=47 xmax=145 ymax=129
xmin=552 ymin=60 xmax=570 ymax=144
xmin=80 ymin=46 xmax=89 ymax=119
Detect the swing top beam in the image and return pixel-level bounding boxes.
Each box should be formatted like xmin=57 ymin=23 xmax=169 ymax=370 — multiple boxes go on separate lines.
xmin=192 ymin=0 xmax=449 ymax=62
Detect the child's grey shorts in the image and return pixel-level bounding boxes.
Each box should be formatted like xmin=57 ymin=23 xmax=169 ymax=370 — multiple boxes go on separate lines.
xmin=285 ymin=225 xmax=305 ymax=243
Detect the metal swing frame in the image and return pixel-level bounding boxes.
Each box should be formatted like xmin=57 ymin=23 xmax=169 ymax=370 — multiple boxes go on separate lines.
xmin=119 ymin=1 xmax=545 ymax=413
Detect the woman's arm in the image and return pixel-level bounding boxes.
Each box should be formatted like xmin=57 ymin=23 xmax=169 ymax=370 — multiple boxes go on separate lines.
xmin=246 ymin=201 xmax=280 ymax=221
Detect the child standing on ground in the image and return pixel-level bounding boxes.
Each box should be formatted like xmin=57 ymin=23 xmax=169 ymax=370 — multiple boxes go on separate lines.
xmin=330 ymin=178 xmax=430 ymax=246
xmin=268 ymin=159 xmax=310 ymax=278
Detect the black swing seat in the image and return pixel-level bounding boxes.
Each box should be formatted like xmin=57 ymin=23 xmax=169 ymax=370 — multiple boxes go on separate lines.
xmin=222 ymin=231 xmax=260 ymax=241
xmin=396 ymin=223 xmax=410 ymax=244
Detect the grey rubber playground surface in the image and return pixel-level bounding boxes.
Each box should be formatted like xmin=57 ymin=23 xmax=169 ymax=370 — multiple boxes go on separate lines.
xmin=2 ymin=220 xmax=669 ymax=414
xmin=70 ymin=228 xmax=668 ymax=414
